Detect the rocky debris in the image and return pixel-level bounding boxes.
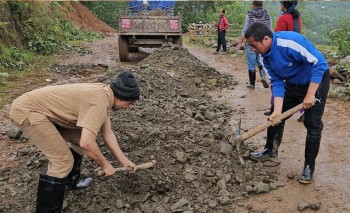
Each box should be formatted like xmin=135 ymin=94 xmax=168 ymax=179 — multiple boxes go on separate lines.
xmin=49 ymin=64 xmax=107 ymax=76
xmin=141 ymin=43 xmax=236 ymax=91
xmin=134 ymin=9 xmax=168 ymax=16
xmin=6 ymin=127 xmax=23 ymax=140
xmin=253 ymin=182 xmax=270 ymax=194
xmin=175 ymin=150 xmax=188 ymax=163
xmin=287 ymin=171 xmax=296 ymax=179
xmin=269 ymin=181 xmax=285 ymax=190
xmin=298 ymin=202 xmax=309 ymax=212
xmin=297 ymin=201 xmax=321 ymax=211
xmin=115 ymin=199 xmax=124 ymax=209
xmin=329 ymin=54 xmax=350 ymax=85
xmin=171 ymin=198 xmax=189 ymax=211
xmin=0 ymin=44 xmax=280 ymax=212
xmin=219 ymin=142 xmax=233 ymax=155
xmin=263 ymin=159 xmax=280 ymax=167
xmin=309 ymin=201 xmax=321 ymax=210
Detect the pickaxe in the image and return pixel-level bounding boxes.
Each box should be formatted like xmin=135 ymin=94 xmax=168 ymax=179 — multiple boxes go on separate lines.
xmin=97 ymin=160 xmax=157 ymax=176
xmin=234 ymin=103 xmax=304 ymax=165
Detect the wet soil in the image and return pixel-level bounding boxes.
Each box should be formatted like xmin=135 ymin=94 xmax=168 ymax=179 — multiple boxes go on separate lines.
xmin=0 ymin=35 xmax=349 ymax=213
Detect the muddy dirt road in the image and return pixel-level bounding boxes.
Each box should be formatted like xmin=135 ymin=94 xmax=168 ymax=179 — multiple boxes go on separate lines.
xmin=186 ymin=45 xmax=350 ymax=213
xmin=0 ymin=35 xmax=349 ymax=213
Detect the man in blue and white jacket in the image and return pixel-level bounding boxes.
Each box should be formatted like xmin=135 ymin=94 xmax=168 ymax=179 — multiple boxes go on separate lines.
xmin=245 ymin=22 xmax=330 ymax=184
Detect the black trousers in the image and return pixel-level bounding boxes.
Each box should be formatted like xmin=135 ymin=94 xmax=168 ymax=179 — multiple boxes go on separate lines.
xmin=216 ymin=31 xmax=227 ymax=52
xmin=271 ymin=70 xmax=330 ymax=134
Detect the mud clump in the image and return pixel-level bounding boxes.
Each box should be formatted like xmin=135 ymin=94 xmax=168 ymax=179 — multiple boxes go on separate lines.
xmin=0 ymin=45 xmax=279 ymax=212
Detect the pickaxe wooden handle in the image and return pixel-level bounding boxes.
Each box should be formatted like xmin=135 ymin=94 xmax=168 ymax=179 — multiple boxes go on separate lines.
xmin=234 ymin=103 xmax=304 ymax=165
xmin=97 ymin=160 xmax=157 ymax=176
xmin=241 ymin=103 xmax=304 ymax=141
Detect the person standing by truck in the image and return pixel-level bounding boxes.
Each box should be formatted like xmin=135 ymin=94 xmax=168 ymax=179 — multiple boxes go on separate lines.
xmin=235 ymin=1 xmax=271 ymax=89
xmin=213 ymin=9 xmax=229 ymax=54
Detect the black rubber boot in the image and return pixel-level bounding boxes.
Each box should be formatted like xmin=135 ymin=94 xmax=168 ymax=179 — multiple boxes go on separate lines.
xmin=66 ymin=148 xmax=82 ymax=190
xmin=299 ymin=131 xmax=322 ymax=184
xmin=36 ymin=173 xmax=66 ymax=213
xmin=66 ymin=148 xmax=93 ymax=190
xmin=247 ymin=70 xmax=256 ymax=89
xmin=272 ymin=122 xmax=285 ymax=156
xmin=250 ymin=122 xmax=285 ymax=161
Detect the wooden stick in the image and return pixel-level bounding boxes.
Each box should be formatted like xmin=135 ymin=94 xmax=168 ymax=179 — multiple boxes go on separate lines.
xmin=241 ymin=103 xmax=304 ymax=141
xmin=234 ymin=103 xmax=304 ymax=166
xmin=97 ymin=160 xmax=157 ymax=176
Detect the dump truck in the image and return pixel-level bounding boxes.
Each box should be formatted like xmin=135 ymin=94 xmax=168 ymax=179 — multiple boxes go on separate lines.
xmin=118 ymin=0 xmax=182 ymax=62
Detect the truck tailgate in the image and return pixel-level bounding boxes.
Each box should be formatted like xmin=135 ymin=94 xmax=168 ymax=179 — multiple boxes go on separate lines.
xmin=119 ymin=15 xmax=181 ymax=33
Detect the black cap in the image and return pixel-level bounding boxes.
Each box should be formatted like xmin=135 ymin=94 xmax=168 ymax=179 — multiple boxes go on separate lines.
xmin=280 ymin=0 xmax=298 ymax=7
xmin=110 ymin=71 xmax=140 ymax=101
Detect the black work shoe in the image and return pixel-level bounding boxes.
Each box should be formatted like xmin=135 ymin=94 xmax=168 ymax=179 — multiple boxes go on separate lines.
xmin=246 ymin=84 xmax=255 ymax=90
xmin=250 ymin=148 xmax=274 ymax=161
xmin=298 ymin=165 xmax=314 ymax=184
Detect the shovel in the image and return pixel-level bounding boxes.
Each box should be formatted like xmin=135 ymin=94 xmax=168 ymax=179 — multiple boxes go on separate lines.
xmin=234 ymin=103 xmax=304 ymax=165
xmin=97 ymin=160 xmax=157 ymax=176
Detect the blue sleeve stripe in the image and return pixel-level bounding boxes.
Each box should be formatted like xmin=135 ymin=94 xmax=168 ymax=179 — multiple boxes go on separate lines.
xmin=276 ymin=38 xmax=318 ymax=66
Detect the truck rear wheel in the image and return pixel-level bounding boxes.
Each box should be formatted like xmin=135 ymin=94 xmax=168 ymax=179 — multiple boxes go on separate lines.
xmin=128 ymin=47 xmax=139 ymax=53
xmin=174 ymin=36 xmax=183 ymax=46
xmin=118 ymin=36 xmax=129 ymax=62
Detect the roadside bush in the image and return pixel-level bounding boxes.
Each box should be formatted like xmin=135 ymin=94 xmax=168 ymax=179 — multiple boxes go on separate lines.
xmin=329 ymin=17 xmax=350 ymax=58
xmin=0 ymin=45 xmax=33 ymax=70
xmin=1 ymin=2 xmax=102 ymax=71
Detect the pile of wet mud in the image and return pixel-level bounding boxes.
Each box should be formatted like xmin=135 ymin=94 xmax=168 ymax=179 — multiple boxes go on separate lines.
xmin=0 ymin=45 xmax=280 ymax=213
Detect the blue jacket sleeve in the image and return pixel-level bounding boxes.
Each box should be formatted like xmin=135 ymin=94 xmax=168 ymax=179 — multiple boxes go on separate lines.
xmin=285 ymin=39 xmax=328 ymax=84
xmin=263 ymin=57 xmax=286 ymax=98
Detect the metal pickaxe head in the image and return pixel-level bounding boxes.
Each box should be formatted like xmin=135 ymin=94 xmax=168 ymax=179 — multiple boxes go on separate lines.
xmin=234 ymin=118 xmax=245 ymax=165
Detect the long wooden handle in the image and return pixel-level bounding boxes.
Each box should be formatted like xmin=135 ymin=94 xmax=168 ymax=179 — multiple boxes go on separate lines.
xmin=97 ymin=160 xmax=157 ymax=176
xmin=241 ymin=103 xmax=304 ymax=141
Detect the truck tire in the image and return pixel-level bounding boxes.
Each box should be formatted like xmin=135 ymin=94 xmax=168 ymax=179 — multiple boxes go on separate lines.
xmin=174 ymin=36 xmax=183 ymax=46
xmin=118 ymin=36 xmax=129 ymax=62
xmin=128 ymin=47 xmax=139 ymax=53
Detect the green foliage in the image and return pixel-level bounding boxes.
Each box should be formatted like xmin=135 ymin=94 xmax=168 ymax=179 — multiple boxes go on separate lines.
xmin=59 ymin=19 xmax=102 ymax=42
xmin=175 ymin=1 xmax=245 ymax=32
xmin=0 ymin=2 xmax=102 ymax=71
xmin=0 ymin=45 xmax=33 ymax=70
xmin=329 ymin=17 xmax=350 ymax=58
xmin=81 ymin=2 xmax=129 ymax=29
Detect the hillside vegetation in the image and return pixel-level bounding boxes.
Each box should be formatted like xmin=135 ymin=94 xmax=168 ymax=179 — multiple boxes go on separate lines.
xmin=0 ymin=1 xmax=109 ymax=72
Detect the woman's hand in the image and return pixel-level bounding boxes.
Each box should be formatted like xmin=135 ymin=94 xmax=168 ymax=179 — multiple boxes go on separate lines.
xmin=121 ymin=159 xmax=137 ymax=172
xmin=102 ymin=162 xmax=116 ymax=176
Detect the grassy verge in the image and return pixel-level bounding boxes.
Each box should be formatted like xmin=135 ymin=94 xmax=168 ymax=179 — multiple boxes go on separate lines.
xmin=0 ymin=54 xmax=59 ymax=107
